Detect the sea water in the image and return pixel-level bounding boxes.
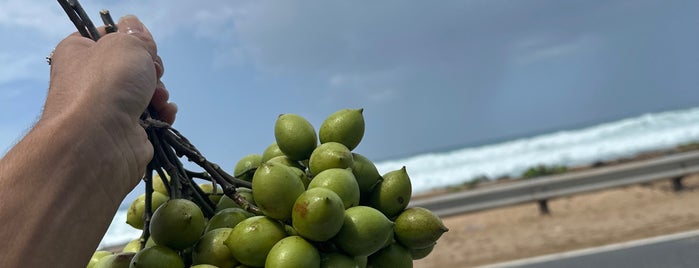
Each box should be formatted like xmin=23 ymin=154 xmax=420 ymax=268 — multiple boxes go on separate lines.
xmin=99 ymin=106 xmax=699 ymax=248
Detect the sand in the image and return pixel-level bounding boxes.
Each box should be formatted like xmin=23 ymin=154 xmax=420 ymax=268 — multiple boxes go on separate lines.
xmin=413 ymin=173 xmax=699 ymax=267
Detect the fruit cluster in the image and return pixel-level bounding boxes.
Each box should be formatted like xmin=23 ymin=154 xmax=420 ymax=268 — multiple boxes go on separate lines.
xmin=88 ymin=109 xmax=448 ymax=268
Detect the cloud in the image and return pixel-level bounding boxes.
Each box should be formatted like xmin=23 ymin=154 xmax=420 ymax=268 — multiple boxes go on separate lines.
xmin=0 ymin=0 xmax=75 ymax=38
xmin=512 ymin=34 xmax=599 ymax=65
xmin=0 ymin=52 xmax=45 ymax=86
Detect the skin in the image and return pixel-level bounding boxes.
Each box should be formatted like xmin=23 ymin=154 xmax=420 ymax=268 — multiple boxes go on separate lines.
xmin=0 ymin=15 xmax=177 ymax=267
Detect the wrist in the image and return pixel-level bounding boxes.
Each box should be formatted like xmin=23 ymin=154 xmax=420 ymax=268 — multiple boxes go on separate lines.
xmin=37 ymin=105 xmax=148 ymax=205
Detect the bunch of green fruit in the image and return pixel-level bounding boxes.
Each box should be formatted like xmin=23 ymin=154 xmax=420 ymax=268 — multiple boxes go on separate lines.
xmin=89 ymin=108 xmax=447 ymax=268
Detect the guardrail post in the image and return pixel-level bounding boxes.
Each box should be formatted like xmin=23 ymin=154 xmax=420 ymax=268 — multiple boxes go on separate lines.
xmin=672 ymin=176 xmax=685 ymax=192
xmin=537 ymin=199 xmax=551 ymax=215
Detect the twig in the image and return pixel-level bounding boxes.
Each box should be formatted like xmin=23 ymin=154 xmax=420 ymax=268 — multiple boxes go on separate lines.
xmin=99 ymin=10 xmax=117 ymax=33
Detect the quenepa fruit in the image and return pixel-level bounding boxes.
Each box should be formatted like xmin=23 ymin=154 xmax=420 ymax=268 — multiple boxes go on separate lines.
xmin=308 ymin=142 xmax=353 ymax=175
xmin=152 ymin=173 xmax=170 ymax=196
xmin=204 ymin=207 xmax=253 ymax=233
xmin=149 ymin=199 xmax=206 ymax=250
xmin=351 ymin=153 xmax=381 ymax=196
xmin=192 ymin=228 xmax=239 ymax=267
xmin=370 ymin=166 xmax=412 ymax=218
xmin=234 ymin=153 xmax=262 ymax=182
xmin=215 ymin=187 xmax=254 ymax=212
xmin=126 ymin=191 xmax=168 ymax=229
xmin=274 ymin=113 xmax=317 ymax=161
xmin=367 ymin=243 xmax=412 ymax=268
xmin=333 ymin=206 xmax=394 ymax=256
xmin=225 ymin=216 xmax=288 ymax=267
xmin=320 ymin=252 xmax=360 ymax=267
xmin=292 ymin=188 xmax=345 ymax=241
xmin=94 ymin=252 xmax=134 ymax=268
xmin=409 ymin=243 xmax=435 ymax=260
xmin=87 ymin=251 xmax=113 ymax=268
xmin=129 ymin=245 xmax=184 ymax=268
xmin=319 ymin=108 xmax=365 ymax=150
xmin=308 ymin=168 xmax=360 ymax=209
xmin=261 ymin=142 xmax=285 ymax=163
xmin=252 ymin=162 xmax=305 ymax=220
xmin=394 ymin=207 xmax=448 ymax=249
xmin=265 ymin=236 xmax=321 ymax=268
xmin=121 ymin=239 xmax=141 ymax=253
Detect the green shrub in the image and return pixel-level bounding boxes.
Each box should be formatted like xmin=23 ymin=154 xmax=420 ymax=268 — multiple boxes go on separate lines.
xmin=521 ymin=164 xmax=567 ymax=179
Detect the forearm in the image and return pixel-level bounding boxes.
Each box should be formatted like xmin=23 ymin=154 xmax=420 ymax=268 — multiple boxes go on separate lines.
xmin=0 ymin=111 xmax=142 ymax=267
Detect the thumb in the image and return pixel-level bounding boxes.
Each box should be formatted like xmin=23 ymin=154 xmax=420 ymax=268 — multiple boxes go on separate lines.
xmin=117 ymin=15 xmax=158 ymax=58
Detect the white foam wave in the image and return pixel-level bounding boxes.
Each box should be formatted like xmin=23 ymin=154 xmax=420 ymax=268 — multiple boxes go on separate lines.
xmin=375 ymin=107 xmax=699 ymax=194
xmin=98 ymin=209 xmax=141 ymax=249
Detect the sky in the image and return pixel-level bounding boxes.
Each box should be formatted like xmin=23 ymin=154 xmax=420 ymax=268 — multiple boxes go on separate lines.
xmin=2 ymin=0 xmax=699 ymax=172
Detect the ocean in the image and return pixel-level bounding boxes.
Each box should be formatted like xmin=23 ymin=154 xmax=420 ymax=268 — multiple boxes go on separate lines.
xmin=99 ymin=106 xmax=699 ymax=248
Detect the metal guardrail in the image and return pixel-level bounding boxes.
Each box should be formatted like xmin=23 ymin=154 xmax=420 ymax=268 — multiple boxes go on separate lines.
xmin=409 ymin=150 xmax=699 ymax=217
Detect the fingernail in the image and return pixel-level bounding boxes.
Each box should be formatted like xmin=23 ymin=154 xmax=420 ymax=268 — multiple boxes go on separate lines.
xmin=119 ymin=15 xmax=144 ymax=35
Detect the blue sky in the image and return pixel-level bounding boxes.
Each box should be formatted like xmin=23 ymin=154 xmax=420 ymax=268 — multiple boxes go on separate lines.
xmin=2 ymin=0 xmax=699 ymax=170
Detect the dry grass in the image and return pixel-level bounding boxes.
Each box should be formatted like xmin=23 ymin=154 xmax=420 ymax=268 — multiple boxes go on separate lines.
xmin=414 ymin=174 xmax=699 ymax=267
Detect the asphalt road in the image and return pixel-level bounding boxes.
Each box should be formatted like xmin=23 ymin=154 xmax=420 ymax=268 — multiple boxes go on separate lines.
xmin=486 ymin=231 xmax=699 ymax=268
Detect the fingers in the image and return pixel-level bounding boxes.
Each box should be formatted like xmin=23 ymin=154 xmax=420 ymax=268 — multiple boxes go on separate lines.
xmin=151 ymin=81 xmax=178 ymax=125
xmin=154 ymin=55 xmax=164 ymax=78
xmin=117 ymin=15 xmax=158 ymax=59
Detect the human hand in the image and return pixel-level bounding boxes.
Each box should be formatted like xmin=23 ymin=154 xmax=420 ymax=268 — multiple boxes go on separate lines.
xmin=42 ymin=15 xmax=177 ymax=195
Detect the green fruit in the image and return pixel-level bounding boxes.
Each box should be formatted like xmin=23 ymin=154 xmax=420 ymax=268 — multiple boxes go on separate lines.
xmin=292 ymin=188 xmax=345 ymax=241
xmin=308 ymin=168 xmax=360 ymax=208
xmin=199 ymin=183 xmax=223 ymax=205
xmin=121 ymin=237 xmax=156 ymax=252
xmin=192 ymin=228 xmax=239 ymax=267
xmin=225 ymin=216 xmax=288 ymax=267
xmin=267 ymin=155 xmax=304 ymax=170
xmin=334 ymin=206 xmax=394 ymax=257
xmin=145 ymin=236 xmax=157 ymax=248
xmin=94 ymin=252 xmax=134 ymax=268
xmin=129 ymin=245 xmax=184 ymax=268
xmin=215 ymin=187 xmax=254 ymax=212
xmin=394 ymin=207 xmax=448 ymax=249
xmin=367 ymin=243 xmax=412 ymax=268
xmin=122 ymin=239 xmax=141 ymax=253
xmin=319 ymin=108 xmax=365 ymax=150
xmin=152 ymin=173 xmax=170 ymax=196
xmin=320 ymin=252 xmax=359 ymax=268
xmin=351 ymin=153 xmax=381 ymax=196
xmin=284 ymin=224 xmax=299 ymax=236
xmin=126 ymin=192 xmax=169 ymax=230
xmin=190 ymin=265 xmax=219 ymax=268
xmin=355 ymin=255 xmax=368 ymax=268
xmin=409 ymin=243 xmax=435 ymax=260
xmin=265 ymin=236 xmax=321 ymax=268
xmin=87 ymin=251 xmax=113 ymax=268
xmin=252 ymin=163 xmax=305 ymax=220
xmin=289 ymin=166 xmax=312 ymax=188
xmin=234 ymin=154 xmax=262 ymax=182
xmin=274 ymin=114 xmax=318 ymax=161
xmin=369 ymin=167 xmax=412 ymax=218
xmin=262 ymin=142 xmax=285 ymax=163
xmin=309 ymin=142 xmax=353 ymax=176
xmin=149 ymin=199 xmax=206 ymax=250
xmin=205 ymin=207 xmax=254 ymax=233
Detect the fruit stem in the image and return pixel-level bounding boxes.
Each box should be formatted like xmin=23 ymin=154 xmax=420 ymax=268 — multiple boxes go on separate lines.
xmin=150 ymin=128 xmax=183 ymax=199
xmin=140 ymin=161 xmax=155 ymax=250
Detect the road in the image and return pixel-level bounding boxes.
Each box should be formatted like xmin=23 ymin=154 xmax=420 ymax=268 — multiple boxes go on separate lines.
xmin=483 ymin=230 xmax=699 ymax=268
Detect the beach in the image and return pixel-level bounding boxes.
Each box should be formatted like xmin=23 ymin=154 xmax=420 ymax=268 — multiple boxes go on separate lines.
xmin=413 ymin=172 xmax=699 ymax=267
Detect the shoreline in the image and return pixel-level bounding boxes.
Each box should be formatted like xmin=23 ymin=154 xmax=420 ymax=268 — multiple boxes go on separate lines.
xmin=412 ymin=143 xmax=699 ymax=200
